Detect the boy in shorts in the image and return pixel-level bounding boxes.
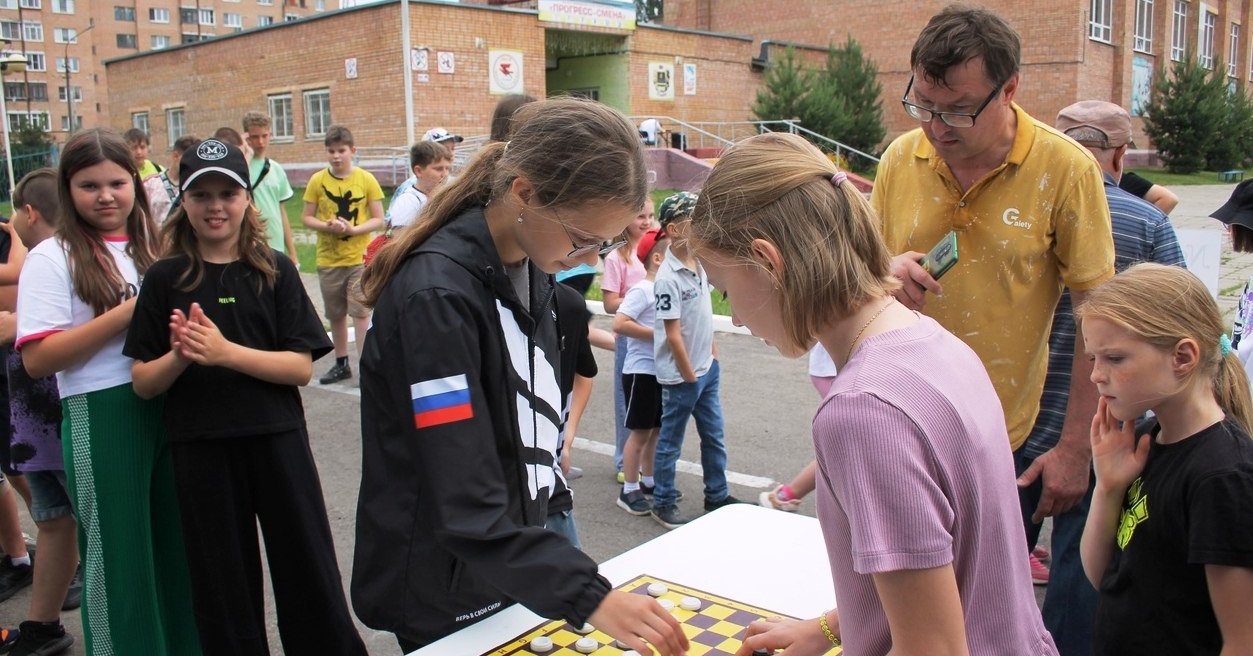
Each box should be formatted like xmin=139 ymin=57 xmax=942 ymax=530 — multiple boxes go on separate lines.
xmin=301 ymin=125 xmax=385 ymax=384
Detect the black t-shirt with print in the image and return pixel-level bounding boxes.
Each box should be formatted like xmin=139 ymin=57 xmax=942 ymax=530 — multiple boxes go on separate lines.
xmin=1118 ymin=171 xmax=1155 ymax=199
xmin=1093 ymin=418 xmax=1253 ymax=655
xmin=124 ymin=252 xmax=332 ymax=441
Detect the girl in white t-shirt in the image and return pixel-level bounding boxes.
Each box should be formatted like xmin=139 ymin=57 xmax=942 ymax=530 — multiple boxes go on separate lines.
xmin=15 ymin=128 xmax=200 ymax=655
xmin=603 ymin=196 xmax=653 ymax=481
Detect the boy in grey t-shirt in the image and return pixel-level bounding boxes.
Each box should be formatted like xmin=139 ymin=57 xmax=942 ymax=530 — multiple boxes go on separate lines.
xmin=649 ymin=193 xmax=741 ymax=529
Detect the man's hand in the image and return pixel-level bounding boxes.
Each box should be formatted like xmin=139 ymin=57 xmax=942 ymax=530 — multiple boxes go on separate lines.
xmin=890 ymin=252 xmax=943 ymax=311
xmin=1017 ymin=438 xmax=1092 ymax=523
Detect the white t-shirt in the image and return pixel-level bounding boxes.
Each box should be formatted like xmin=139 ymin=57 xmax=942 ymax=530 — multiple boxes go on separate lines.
xmin=639 ymin=118 xmax=661 ymax=144
xmin=653 ymin=248 xmax=714 ymax=385
xmin=387 ymin=184 xmax=429 ymax=230
xmin=808 ymin=342 xmax=837 ymax=378
xmin=16 ymin=237 xmax=139 ymax=397
xmin=618 ymin=278 xmax=656 ymax=375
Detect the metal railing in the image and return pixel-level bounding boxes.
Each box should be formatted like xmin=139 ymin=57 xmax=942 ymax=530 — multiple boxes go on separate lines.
xmin=628 ymin=116 xmax=735 ymax=151
xmin=0 ymin=149 xmax=57 ymax=202
xmin=355 ymin=135 xmax=492 ymax=186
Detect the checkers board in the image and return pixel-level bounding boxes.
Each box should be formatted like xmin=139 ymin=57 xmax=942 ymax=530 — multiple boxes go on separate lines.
xmin=486 ymin=574 xmax=842 ymax=656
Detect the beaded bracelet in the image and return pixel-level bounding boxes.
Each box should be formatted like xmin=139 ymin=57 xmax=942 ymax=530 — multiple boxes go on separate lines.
xmin=819 ymin=611 xmax=842 ymax=648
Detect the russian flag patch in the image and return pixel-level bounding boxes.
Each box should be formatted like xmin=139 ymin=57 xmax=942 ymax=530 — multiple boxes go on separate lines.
xmin=411 ymin=374 xmax=474 ymax=429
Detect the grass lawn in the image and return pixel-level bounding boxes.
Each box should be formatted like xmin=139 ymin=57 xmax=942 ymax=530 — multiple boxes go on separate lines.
xmin=1127 ymin=167 xmax=1253 ymax=186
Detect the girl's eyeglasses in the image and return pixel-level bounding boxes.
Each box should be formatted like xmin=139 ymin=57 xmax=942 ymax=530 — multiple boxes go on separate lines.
xmin=555 ymin=216 xmax=627 ymax=258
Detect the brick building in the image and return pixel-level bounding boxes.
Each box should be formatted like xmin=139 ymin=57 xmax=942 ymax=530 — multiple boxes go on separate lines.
xmin=663 ymin=0 xmax=1253 ymax=146
xmin=105 ymin=0 xmax=772 ymax=166
xmin=0 ymin=0 xmax=319 ymax=140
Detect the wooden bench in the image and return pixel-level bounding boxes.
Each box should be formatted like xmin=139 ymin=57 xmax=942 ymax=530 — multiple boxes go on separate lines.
xmin=1220 ymin=169 xmax=1245 ymax=182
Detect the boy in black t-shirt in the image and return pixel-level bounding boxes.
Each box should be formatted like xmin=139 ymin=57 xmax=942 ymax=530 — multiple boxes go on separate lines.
xmin=546 ymin=282 xmax=597 ymax=548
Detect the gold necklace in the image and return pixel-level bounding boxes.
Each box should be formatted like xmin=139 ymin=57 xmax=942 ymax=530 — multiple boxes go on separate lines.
xmin=845 ymin=298 xmax=895 ymax=362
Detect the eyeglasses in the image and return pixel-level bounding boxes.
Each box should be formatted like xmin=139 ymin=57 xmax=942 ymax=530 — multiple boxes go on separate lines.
xmin=900 ymin=74 xmax=1005 ymax=128
xmin=554 ymin=215 xmax=627 ymax=258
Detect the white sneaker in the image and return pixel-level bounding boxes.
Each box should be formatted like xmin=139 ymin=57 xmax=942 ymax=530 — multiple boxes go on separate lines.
xmin=758 ymin=485 xmax=801 ymax=512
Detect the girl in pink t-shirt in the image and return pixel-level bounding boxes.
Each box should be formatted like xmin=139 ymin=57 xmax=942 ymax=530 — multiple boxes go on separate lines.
xmin=604 ymin=197 xmax=653 ymax=478
xmin=689 ymin=133 xmax=1057 ymax=656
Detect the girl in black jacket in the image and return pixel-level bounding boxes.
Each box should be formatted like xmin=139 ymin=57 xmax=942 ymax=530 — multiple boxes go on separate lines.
xmin=353 ymin=98 xmax=689 ymax=656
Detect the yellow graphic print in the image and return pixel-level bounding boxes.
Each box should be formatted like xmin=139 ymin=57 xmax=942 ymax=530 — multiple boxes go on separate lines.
xmin=1116 ymin=477 xmax=1148 ymax=550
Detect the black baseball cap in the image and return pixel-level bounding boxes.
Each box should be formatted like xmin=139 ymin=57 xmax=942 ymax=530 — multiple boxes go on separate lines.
xmin=1211 ymin=178 xmax=1253 ymax=230
xmin=179 ymin=138 xmax=250 ymax=193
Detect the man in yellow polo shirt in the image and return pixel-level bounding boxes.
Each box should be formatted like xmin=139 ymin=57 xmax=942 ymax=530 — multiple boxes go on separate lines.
xmin=872 ymin=5 xmax=1114 ymax=559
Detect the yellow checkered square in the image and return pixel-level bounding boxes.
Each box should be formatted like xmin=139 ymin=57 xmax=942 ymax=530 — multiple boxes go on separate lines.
xmin=686 ymin=643 xmax=713 ymax=656
xmin=708 ymin=620 xmax=743 ymax=637
xmin=716 ymin=637 xmax=744 ymax=653
xmin=548 ymin=629 xmax=579 ymax=645
xmin=680 ymin=623 xmax=703 ymax=639
xmin=703 ymin=604 xmax=734 ymax=620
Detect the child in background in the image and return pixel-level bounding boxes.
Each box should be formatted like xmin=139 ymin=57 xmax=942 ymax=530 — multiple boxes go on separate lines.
xmin=125 ymin=139 xmax=365 ymax=656
xmin=1078 ymin=263 xmax=1253 ymax=654
xmin=16 ymin=128 xmax=200 ymax=655
xmin=1 ymin=169 xmax=80 ymax=656
xmin=301 ymin=125 xmax=384 ymax=384
xmin=547 ymin=282 xmax=598 ymax=548
xmin=0 ymin=182 xmax=31 ymax=613
xmin=144 ymin=135 xmax=201 ymax=225
xmin=693 ymin=133 xmax=1056 ymax=656
xmin=123 ymin=128 xmax=164 ymax=180
xmin=612 ymin=228 xmax=667 ymax=516
xmin=603 ymin=197 xmax=653 ymax=484
xmin=242 ymin=111 xmax=299 ymax=262
xmin=387 ymin=141 xmax=451 ymax=231
xmin=649 ymin=191 xmax=741 ymax=530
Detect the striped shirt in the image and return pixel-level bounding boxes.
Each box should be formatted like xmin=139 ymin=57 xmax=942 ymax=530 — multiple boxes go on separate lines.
xmin=1020 ymin=174 xmax=1185 ymax=458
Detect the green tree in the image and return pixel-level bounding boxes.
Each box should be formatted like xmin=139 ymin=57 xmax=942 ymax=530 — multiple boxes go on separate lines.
xmin=752 ymin=46 xmax=811 ymax=125
xmin=1142 ymin=55 xmax=1226 ymax=173
xmin=1203 ymin=72 xmax=1253 ymax=170
xmin=11 ymin=118 xmax=53 ymax=158
xmin=812 ymin=36 xmax=885 ymax=156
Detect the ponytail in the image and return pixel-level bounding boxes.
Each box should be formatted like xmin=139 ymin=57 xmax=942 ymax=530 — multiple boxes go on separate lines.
xmin=361 ymin=142 xmax=506 ymax=306
xmin=1215 ymin=351 xmax=1253 ymax=434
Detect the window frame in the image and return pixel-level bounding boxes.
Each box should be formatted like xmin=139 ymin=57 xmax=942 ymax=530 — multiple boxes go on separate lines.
xmin=1133 ymin=0 xmax=1154 ymax=53
xmin=1201 ymin=10 xmax=1217 ymax=69
xmin=1090 ymin=0 xmax=1114 ymax=43
xmin=132 ymin=111 xmax=149 ymax=133
xmin=115 ymin=33 xmax=137 ymax=49
xmin=53 ymin=27 xmax=77 ymax=43
xmin=149 ymin=7 xmax=170 ymax=22
xmin=267 ymin=93 xmax=294 ymax=140
xmin=302 ymin=88 xmax=330 ymax=137
xmin=24 ymin=52 xmax=45 ymax=72
xmin=151 ymin=34 xmax=170 ymax=49
xmin=51 ymin=0 xmax=74 ymax=14
xmin=166 ymin=106 xmax=186 ymax=141
xmin=113 ymin=5 xmax=135 ymax=21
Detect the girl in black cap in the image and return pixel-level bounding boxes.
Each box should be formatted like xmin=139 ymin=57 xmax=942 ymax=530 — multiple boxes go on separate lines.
xmin=124 ymin=139 xmax=366 ymax=656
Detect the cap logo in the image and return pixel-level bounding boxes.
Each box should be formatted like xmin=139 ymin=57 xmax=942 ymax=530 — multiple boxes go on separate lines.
xmin=196 ymin=140 xmax=229 ymax=161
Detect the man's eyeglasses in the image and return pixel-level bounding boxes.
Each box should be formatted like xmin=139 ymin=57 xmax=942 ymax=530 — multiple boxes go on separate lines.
xmin=900 ymin=74 xmax=1005 ymax=128
xmin=555 ymin=215 xmax=627 ymax=258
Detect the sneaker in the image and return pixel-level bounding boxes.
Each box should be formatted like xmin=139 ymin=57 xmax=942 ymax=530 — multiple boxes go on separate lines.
xmin=651 ymin=505 xmax=691 ymax=530
xmin=319 ymin=362 xmax=352 ymax=384
xmin=0 ymin=556 xmax=33 ymax=604
xmin=1032 ymin=545 xmax=1051 ymax=563
xmin=616 ymin=489 xmax=651 ymax=516
xmin=61 ymin=564 xmax=82 ymax=611
xmin=9 ymin=621 xmax=73 ymax=656
xmin=704 ymin=494 xmax=747 ymax=512
xmin=1030 ymin=553 xmax=1050 ymax=586
xmin=0 ymin=627 xmax=20 ymax=654
xmin=566 ymin=466 xmax=583 ymax=481
xmin=615 ymin=471 xmax=625 ymax=484
xmin=758 ymin=485 xmax=802 ymax=513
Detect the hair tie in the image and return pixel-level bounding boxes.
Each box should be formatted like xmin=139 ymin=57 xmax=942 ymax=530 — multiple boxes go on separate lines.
xmin=1220 ymin=333 xmax=1233 ymax=357
xmin=831 ymin=171 xmax=848 ymax=187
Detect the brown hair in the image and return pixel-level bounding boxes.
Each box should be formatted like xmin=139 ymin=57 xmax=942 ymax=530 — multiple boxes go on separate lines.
xmin=910 ymin=4 xmax=1021 ymax=87
xmin=241 ymin=111 xmax=271 ymax=131
xmin=1232 ymin=224 xmax=1253 ymax=252
xmin=160 ymin=189 xmax=276 ymax=293
xmin=409 ymin=141 xmax=451 ymax=168
xmin=1076 ymin=263 xmax=1253 ymax=433
xmin=490 ymin=93 xmax=539 ymax=143
xmin=172 ymin=135 xmax=201 ymax=155
xmin=213 ymin=127 xmax=244 ymax=147
xmin=57 ymin=128 xmax=159 ymax=316
xmin=363 ymin=98 xmax=646 ymax=306
xmin=13 ymin=168 xmax=59 ymax=227
xmin=689 ymin=132 xmax=899 ymax=352
xmin=324 ymin=125 xmax=354 ymax=148
xmin=122 ymin=127 xmax=150 ymax=146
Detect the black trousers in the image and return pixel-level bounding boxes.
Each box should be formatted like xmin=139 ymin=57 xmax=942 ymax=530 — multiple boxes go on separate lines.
xmin=171 ymin=428 xmax=366 ymax=656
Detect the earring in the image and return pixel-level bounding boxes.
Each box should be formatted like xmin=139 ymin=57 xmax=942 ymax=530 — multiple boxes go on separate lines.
xmin=516 ymin=212 xmax=524 ymax=223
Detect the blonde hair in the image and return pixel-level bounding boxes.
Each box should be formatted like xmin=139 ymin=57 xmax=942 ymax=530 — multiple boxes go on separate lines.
xmin=363 ymin=98 xmax=645 ymax=306
xmin=689 ymin=132 xmax=899 ymax=351
xmin=1076 ymin=263 xmax=1253 ymax=433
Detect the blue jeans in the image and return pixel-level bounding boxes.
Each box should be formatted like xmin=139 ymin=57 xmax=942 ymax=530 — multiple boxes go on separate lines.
xmin=546 ymin=509 xmax=582 ymax=550
xmin=613 ymin=335 xmax=629 ymax=472
xmin=1015 ymin=448 xmax=1098 ymax=656
xmin=652 ymin=360 xmax=728 ymax=509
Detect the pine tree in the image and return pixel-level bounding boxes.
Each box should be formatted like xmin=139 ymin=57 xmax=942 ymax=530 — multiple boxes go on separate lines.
xmin=1143 ymin=55 xmax=1225 ymax=173
xmin=752 ymin=47 xmax=811 ymax=125
xmin=817 ymin=36 xmax=885 ymax=156
xmin=1203 ymin=67 xmax=1253 ymax=171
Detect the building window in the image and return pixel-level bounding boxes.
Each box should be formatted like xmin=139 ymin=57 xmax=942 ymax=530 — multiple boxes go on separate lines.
xmin=53 ymin=27 xmax=77 ymax=43
xmin=1171 ymin=0 xmax=1188 ymax=61
xmin=0 ymin=0 xmax=13 ymax=8
xmin=60 ymin=115 xmax=82 ymax=131
xmin=1133 ymin=0 xmax=1153 ymax=53
xmin=132 ymin=111 xmax=148 ymax=133
xmin=258 ymin=0 xmax=273 ymax=6
xmin=22 ymin=21 xmax=42 ymax=42
xmin=1230 ymin=23 xmax=1241 ymax=77
xmin=2 ymin=83 xmax=23 ymax=101
xmin=151 ymin=34 xmax=170 ymax=48
xmin=268 ymin=93 xmax=293 ymax=139
xmin=198 ymin=8 xmax=214 ymax=24
xmin=54 ymin=57 xmax=78 ymax=72
xmin=114 ymin=6 xmax=135 ymax=21
xmin=149 ymin=7 xmax=169 ymax=22
xmin=2 ymin=83 xmax=44 ymax=101
xmin=57 ymin=85 xmax=81 ymax=101
xmin=116 ymin=33 xmax=136 ymax=48
xmin=303 ymin=88 xmax=330 ymax=137
xmin=1201 ymin=11 xmax=1217 ymax=69
xmin=315 ymin=0 xmax=324 ymax=11
xmin=18 ymin=0 xmax=40 ymax=9
xmin=180 ymin=7 xmax=196 ymax=23
xmin=224 ymin=12 xmax=242 ymax=29
xmin=257 ymin=15 xmax=273 ymax=25
xmin=8 ymin=112 xmax=50 ymax=132
xmin=24 ymin=52 xmax=44 ymax=71
xmin=51 ymin=0 xmax=74 ymax=14
xmin=284 ymin=13 xmax=298 ymax=21
xmin=1 ymin=21 xmax=42 ymax=42
xmin=1090 ymin=0 xmax=1113 ymax=43
xmin=166 ymin=107 xmax=185 ymax=140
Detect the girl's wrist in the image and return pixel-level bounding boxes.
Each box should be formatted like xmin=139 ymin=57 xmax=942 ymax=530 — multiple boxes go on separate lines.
xmin=818 ymin=610 xmax=842 ymax=648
